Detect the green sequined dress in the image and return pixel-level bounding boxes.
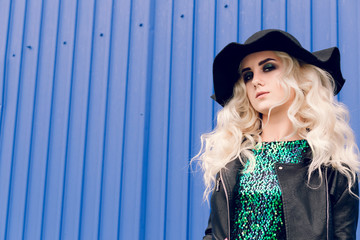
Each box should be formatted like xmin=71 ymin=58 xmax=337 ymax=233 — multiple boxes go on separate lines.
xmin=231 ymin=140 xmax=310 ymax=240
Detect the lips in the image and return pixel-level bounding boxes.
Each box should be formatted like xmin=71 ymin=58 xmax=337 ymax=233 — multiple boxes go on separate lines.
xmin=256 ymin=91 xmax=269 ymax=98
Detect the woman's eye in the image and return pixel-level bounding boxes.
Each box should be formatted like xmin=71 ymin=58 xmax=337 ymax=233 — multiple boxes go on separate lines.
xmin=243 ymin=72 xmax=253 ymax=82
xmin=263 ymin=63 xmax=276 ymax=72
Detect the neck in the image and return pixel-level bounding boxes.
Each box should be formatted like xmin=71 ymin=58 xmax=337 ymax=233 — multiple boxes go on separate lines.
xmin=261 ymin=111 xmax=301 ymax=142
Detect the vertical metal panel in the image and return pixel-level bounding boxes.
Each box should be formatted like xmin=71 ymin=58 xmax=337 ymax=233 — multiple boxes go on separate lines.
xmin=98 ymin=0 xmax=130 ymax=239
xmin=337 ymin=1 xmax=360 ymax=238
xmin=312 ymin=0 xmax=337 ymax=50
xmin=0 ymin=0 xmax=359 ymax=240
xmin=262 ymin=0 xmax=286 ymax=30
xmin=118 ymin=0 xmax=152 ymax=238
xmin=60 ymin=0 xmax=95 ymax=238
xmin=238 ymin=0 xmax=262 ymax=42
xmin=79 ymin=0 xmax=113 ymax=238
xmin=287 ymin=1 xmax=311 ymax=49
xmin=0 ymin=0 xmax=11 ymax=129
xmin=0 ymin=0 xmax=27 ymax=239
xmin=91 ymin=0 xmax=117 ymax=238
xmin=163 ymin=0 xmax=195 ymax=239
xmin=338 ymin=0 xmax=360 ymax=144
xmin=216 ymin=0 xmax=238 ymax=49
xmin=142 ymin=0 xmax=172 ymax=239
xmin=41 ymin=0 xmax=75 ymax=238
xmin=23 ymin=0 xmax=59 ymax=237
xmin=9 ymin=0 xmax=43 ymax=238
xmin=187 ymin=1 xmax=216 ymax=239
xmin=0 ymin=0 xmax=13 ymax=239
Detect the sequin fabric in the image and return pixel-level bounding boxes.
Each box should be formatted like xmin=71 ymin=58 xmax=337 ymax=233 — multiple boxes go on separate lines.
xmin=231 ymin=140 xmax=309 ymax=240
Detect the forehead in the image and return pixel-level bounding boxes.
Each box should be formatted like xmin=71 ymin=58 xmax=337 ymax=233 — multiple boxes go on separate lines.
xmin=241 ymin=51 xmax=280 ymax=66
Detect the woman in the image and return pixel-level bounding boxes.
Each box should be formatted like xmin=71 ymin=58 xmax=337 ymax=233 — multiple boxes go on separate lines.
xmin=197 ymin=29 xmax=359 ymax=239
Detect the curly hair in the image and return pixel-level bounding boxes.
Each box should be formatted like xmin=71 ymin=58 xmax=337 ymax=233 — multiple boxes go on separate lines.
xmin=195 ymin=51 xmax=360 ymax=201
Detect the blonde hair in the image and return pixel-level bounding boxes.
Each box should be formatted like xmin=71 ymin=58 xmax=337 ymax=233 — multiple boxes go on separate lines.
xmin=195 ymin=51 xmax=360 ymax=201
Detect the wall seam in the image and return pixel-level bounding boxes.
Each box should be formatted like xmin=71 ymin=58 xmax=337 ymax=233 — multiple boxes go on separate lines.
xmin=186 ymin=0 xmax=196 ymax=238
xmin=97 ymin=0 xmax=116 ymax=238
xmin=0 ymin=1 xmax=13 ymax=237
xmin=117 ymin=0 xmax=134 ymax=238
xmin=58 ymin=0 xmax=80 ymax=238
xmin=139 ymin=0 xmax=156 ymax=237
xmin=22 ymin=0 xmax=46 ymax=238
xmin=4 ymin=0 xmax=29 ymax=238
xmin=163 ymin=0 xmax=175 ymax=238
xmin=77 ymin=0 xmax=98 ymax=237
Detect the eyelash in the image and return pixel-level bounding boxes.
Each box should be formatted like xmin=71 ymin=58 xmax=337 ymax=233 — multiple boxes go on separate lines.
xmin=242 ymin=63 xmax=276 ymax=83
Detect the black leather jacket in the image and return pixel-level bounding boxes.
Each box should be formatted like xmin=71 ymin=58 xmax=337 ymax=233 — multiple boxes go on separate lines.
xmin=203 ymin=156 xmax=359 ymax=240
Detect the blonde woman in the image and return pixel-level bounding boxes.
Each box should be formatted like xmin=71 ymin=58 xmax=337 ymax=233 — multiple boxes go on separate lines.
xmin=198 ymin=29 xmax=359 ymax=240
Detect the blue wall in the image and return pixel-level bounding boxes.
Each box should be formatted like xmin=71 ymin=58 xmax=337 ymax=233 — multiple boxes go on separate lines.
xmin=0 ymin=0 xmax=359 ymax=239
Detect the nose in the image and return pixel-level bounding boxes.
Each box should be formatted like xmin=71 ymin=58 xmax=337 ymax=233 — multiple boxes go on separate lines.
xmin=251 ymin=72 xmax=264 ymax=88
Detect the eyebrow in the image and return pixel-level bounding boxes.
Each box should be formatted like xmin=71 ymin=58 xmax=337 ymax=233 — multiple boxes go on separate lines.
xmin=240 ymin=58 xmax=276 ymax=74
xmin=259 ymin=58 xmax=275 ymax=66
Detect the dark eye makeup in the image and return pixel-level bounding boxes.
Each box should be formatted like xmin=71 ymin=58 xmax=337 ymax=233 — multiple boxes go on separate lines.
xmin=263 ymin=63 xmax=276 ymax=72
xmin=242 ymin=71 xmax=253 ymax=82
xmin=241 ymin=60 xmax=277 ymax=83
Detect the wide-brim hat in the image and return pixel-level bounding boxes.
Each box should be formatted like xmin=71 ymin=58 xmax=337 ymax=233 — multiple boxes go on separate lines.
xmin=212 ymin=29 xmax=345 ymax=107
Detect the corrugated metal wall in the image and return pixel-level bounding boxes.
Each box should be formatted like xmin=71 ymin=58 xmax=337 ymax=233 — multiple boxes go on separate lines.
xmin=0 ymin=0 xmax=359 ymax=239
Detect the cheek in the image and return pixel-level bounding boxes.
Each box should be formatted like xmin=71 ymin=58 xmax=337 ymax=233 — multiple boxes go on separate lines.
xmin=245 ymin=84 xmax=255 ymax=104
xmin=245 ymin=83 xmax=253 ymax=96
xmin=275 ymin=82 xmax=294 ymax=104
xmin=274 ymin=81 xmax=286 ymax=97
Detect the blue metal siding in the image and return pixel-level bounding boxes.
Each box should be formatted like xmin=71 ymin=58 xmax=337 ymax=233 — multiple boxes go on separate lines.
xmin=41 ymin=0 xmax=74 ymax=238
xmin=0 ymin=0 xmax=359 ymax=239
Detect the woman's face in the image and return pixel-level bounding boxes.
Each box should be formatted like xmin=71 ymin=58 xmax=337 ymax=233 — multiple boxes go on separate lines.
xmin=241 ymin=51 xmax=294 ymax=116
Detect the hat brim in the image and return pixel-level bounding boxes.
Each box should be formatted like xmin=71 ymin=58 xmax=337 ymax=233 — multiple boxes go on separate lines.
xmin=212 ymin=30 xmax=345 ymax=107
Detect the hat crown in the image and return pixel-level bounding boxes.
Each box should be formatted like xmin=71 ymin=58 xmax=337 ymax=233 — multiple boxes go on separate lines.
xmin=244 ymin=29 xmax=302 ymax=47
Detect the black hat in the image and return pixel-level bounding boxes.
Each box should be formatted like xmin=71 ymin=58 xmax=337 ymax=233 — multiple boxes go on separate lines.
xmin=212 ymin=29 xmax=345 ymax=107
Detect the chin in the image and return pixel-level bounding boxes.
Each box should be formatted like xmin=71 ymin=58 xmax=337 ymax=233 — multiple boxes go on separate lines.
xmin=253 ymin=106 xmax=271 ymax=115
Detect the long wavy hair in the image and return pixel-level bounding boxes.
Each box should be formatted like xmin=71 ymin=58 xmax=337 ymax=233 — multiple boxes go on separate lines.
xmin=195 ymin=51 xmax=360 ymax=201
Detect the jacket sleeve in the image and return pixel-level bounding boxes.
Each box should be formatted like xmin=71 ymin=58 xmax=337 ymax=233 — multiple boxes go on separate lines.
xmin=330 ymin=172 xmax=359 ymax=240
xmin=203 ymin=215 xmax=213 ymax=240
xmin=203 ymin=173 xmax=220 ymax=240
